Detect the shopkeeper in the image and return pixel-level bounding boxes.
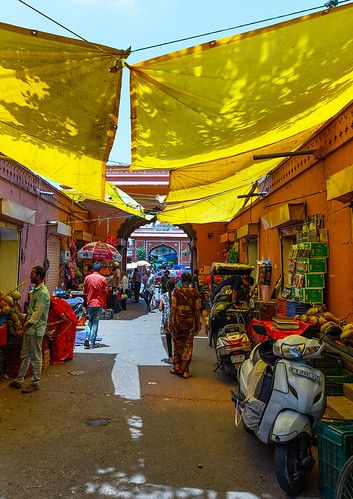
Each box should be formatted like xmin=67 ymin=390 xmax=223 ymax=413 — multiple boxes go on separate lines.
xmin=213 ymin=274 xmax=253 ymax=305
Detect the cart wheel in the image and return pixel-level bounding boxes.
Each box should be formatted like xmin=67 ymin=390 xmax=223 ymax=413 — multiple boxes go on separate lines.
xmin=335 ymin=455 xmax=353 ymax=498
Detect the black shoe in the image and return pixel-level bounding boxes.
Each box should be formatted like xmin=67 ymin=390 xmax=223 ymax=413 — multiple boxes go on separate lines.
xmin=9 ymin=381 xmax=21 ymax=389
xmin=22 ymin=385 xmax=39 ymax=394
xmin=84 ymin=339 xmax=90 ymax=349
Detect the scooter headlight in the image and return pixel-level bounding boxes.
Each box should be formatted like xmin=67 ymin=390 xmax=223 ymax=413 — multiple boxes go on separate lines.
xmin=281 ymin=342 xmax=305 ymax=359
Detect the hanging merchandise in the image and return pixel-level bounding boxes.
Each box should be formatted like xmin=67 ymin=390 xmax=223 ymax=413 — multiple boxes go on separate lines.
xmin=257 ymin=260 xmax=272 ymax=286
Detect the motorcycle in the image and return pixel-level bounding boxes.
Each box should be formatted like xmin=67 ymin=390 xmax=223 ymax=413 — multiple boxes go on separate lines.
xmin=233 ymin=325 xmax=326 ymax=496
xmin=65 ymin=297 xmax=85 ymax=322
xmin=53 ymin=287 xmax=85 ymax=322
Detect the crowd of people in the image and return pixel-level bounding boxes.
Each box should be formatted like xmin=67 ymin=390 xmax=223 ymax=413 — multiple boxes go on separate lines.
xmin=7 ymin=260 xmax=252 ymax=392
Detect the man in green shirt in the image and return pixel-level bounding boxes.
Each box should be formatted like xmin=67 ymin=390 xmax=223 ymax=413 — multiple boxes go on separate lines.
xmin=9 ymin=266 xmax=50 ymax=393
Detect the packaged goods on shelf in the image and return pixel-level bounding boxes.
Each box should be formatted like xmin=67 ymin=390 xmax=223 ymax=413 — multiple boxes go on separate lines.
xmin=295 ymin=287 xmax=324 ymax=303
xmin=295 ymin=258 xmax=327 ymax=273
xmin=304 ymin=273 xmax=325 ymax=288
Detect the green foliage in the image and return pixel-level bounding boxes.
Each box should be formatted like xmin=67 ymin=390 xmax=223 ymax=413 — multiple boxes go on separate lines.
xmin=182 ymin=247 xmax=190 ymax=256
xmin=227 ymin=244 xmax=239 ymax=263
xmin=135 ymin=246 xmax=146 ymax=260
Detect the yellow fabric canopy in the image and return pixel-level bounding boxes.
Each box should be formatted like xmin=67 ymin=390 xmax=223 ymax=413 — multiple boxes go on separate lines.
xmin=0 ymin=22 xmax=129 ymax=199
xmin=157 ymin=185 xmax=251 ymax=224
xmin=167 ymin=130 xmax=315 ymax=202
xmin=131 ymin=3 xmax=353 ymax=179
xmin=64 ymin=182 xmax=145 ymax=218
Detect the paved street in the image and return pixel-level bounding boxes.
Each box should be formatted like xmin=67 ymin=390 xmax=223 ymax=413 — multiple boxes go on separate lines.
xmin=0 ymin=302 xmax=320 ymax=498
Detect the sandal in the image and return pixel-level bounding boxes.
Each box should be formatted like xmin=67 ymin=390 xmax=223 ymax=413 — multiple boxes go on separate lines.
xmin=182 ymin=373 xmax=192 ymax=379
xmin=170 ymin=369 xmax=182 ymax=376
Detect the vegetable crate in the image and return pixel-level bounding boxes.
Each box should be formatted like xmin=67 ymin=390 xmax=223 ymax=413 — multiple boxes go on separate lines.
xmin=317 ymin=420 xmax=353 ymax=499
xmin=285 ymin=300 xmax=311 ymax=318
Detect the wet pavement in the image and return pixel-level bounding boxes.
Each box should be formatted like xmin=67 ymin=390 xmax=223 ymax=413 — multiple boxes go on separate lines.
xmin=0 ymin=301 xmax=320 ymax=498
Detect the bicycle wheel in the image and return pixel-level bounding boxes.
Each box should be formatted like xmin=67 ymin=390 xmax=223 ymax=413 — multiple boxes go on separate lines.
xmin=335 ymin=455 xmax=353 ymax=499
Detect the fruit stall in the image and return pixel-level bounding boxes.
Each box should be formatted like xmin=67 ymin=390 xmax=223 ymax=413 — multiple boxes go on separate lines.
xmin=0 ymin=287 xmax=51 ymax=380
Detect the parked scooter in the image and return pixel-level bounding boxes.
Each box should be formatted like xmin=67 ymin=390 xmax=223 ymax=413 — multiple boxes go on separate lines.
xmin=233 ymin=325 xmax=326 ymax=496
xmin=53 ymin=287 xmax=85 ymax=322
xmin=215 ymin=309 xmax=251 ymax=375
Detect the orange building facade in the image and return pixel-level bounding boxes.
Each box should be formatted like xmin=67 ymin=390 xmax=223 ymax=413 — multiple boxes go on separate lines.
xmin=224 ymin=103 xmax=353 ymax=319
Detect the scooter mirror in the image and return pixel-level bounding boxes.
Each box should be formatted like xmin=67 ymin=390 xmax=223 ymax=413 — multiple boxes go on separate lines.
xmin=253 ymin=324 xmax=267 ymax=336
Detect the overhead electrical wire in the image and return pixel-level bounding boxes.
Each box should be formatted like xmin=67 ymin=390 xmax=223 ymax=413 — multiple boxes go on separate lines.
xmin=17 ymin=0 xmax=353 ymax=56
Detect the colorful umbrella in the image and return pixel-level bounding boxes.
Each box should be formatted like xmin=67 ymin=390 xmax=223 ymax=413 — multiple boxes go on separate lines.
xmin=77 ymin=241 xmax=122 ymax=262
xmin=136 ymin=260 xmax=150 ymax=267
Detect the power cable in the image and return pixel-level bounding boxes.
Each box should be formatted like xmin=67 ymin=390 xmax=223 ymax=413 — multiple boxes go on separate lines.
xmin=17 ymin=0 xmax=108 ymax=53
xmin=17 ymin=0 xmax=353 ymax=56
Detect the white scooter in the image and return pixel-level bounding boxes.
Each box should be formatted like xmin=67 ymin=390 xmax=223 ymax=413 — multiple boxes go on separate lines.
xmin=233 ymin=325 xmax=326 ymax=496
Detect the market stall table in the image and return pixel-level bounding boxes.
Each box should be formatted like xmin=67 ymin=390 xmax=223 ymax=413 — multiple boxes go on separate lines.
xmin=247 ymin=317 xmax=309 ymax=344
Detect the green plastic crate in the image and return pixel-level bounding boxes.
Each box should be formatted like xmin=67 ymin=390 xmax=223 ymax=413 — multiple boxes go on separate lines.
xmin=296 ymin=258 xmax=327 ymax=273
xmin=318 ymin=420 xmax=353 ymax=499
xmin=295 ymin=287 xmax=324 ymax=303
xmin=304 ymin=273 xmax=325 ymax=288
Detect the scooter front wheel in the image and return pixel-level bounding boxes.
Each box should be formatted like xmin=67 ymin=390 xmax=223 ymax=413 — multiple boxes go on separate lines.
xmin=274 ymin=439 xmax=311 ymax=496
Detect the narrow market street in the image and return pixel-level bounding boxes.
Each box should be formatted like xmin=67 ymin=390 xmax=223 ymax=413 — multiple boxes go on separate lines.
xmin=0 ymin=302 xmax=319 ymax=499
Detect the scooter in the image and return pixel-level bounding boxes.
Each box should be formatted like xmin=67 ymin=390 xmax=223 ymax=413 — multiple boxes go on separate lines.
xmin=233 ymin=325 xmax=326 ymax=496
xmin=215 ymin=309 xmax=251 ymax=375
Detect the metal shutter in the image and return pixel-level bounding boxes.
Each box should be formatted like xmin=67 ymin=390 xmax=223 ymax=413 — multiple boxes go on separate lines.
xmin=46 ymin=235 xmax=61 ymax=294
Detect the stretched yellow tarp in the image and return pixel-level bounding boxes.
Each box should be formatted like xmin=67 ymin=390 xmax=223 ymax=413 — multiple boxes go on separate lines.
xmin=64 ymin=182 xmax=145 ymax=218
xmin=131 ymin=4 xmax=353 ymax=175
xmin=0 ymin=22 xmax=129 ymax=199
xmin=167 ymin=130 xmax=314 ymax=202
xmin=157 ymin=185 xmax=253 ymax=224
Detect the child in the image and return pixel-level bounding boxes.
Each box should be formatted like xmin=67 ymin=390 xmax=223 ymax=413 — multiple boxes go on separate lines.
xmin=159 ymin=279 xmax=175 ymax=363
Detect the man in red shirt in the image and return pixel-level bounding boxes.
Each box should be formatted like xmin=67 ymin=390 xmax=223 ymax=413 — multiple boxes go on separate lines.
xmin=83 ymin=262 xmax=108 ymax=349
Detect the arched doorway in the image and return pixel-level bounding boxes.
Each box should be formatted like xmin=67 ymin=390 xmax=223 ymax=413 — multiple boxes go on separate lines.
xmin=149 ymin=244 xmax=178 ymax=268
xmin=116 ymin=217 xmax=197 ymax=270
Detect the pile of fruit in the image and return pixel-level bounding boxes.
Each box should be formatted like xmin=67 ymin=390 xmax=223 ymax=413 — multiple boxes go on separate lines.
xmin=293 ymin=306 xmax=353 ymax=345
xmin=0 ymin=289 xmax=25 ymax=335
xmin=294 ymin=307 xmax=341 ymax=326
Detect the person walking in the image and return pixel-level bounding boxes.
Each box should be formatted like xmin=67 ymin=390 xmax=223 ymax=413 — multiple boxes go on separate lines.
xmin=132 ymin=267 xmax=142 ymax=303
xmin=144 ymin=269 xmax=155 ymax=312
xmin=159 ymin=279 xmax=175 ymax=363
xmin=160 ymin=269 xmax=171 ymax=293
xmin=118 ymin=270 xmax=129 ymax=311
xmin=191 ymin=269 xmax=200 ymax=292
xmin=83 ymin=262 xmax=108 ymax=349
xmin=9 ymin=266 xmax=50 ymax=393
xmin=169 ymin=272 xmax=201 ymax=379
xmin=111 ymin=262 xmax=122 ymax=314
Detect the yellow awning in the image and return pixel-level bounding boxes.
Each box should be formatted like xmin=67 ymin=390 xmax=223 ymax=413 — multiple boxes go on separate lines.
xmin=157 ymin=185 xmax=251 ymax=224
xmin=64 ymin=182 xmax=146 ymax=218
xmin=167 ymin=130 xmax=315 ymax=202
xmin=131 ymin=3 xmax=353 ymax=176
xmin=0 ymin=22 xmax=129 ymax=199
